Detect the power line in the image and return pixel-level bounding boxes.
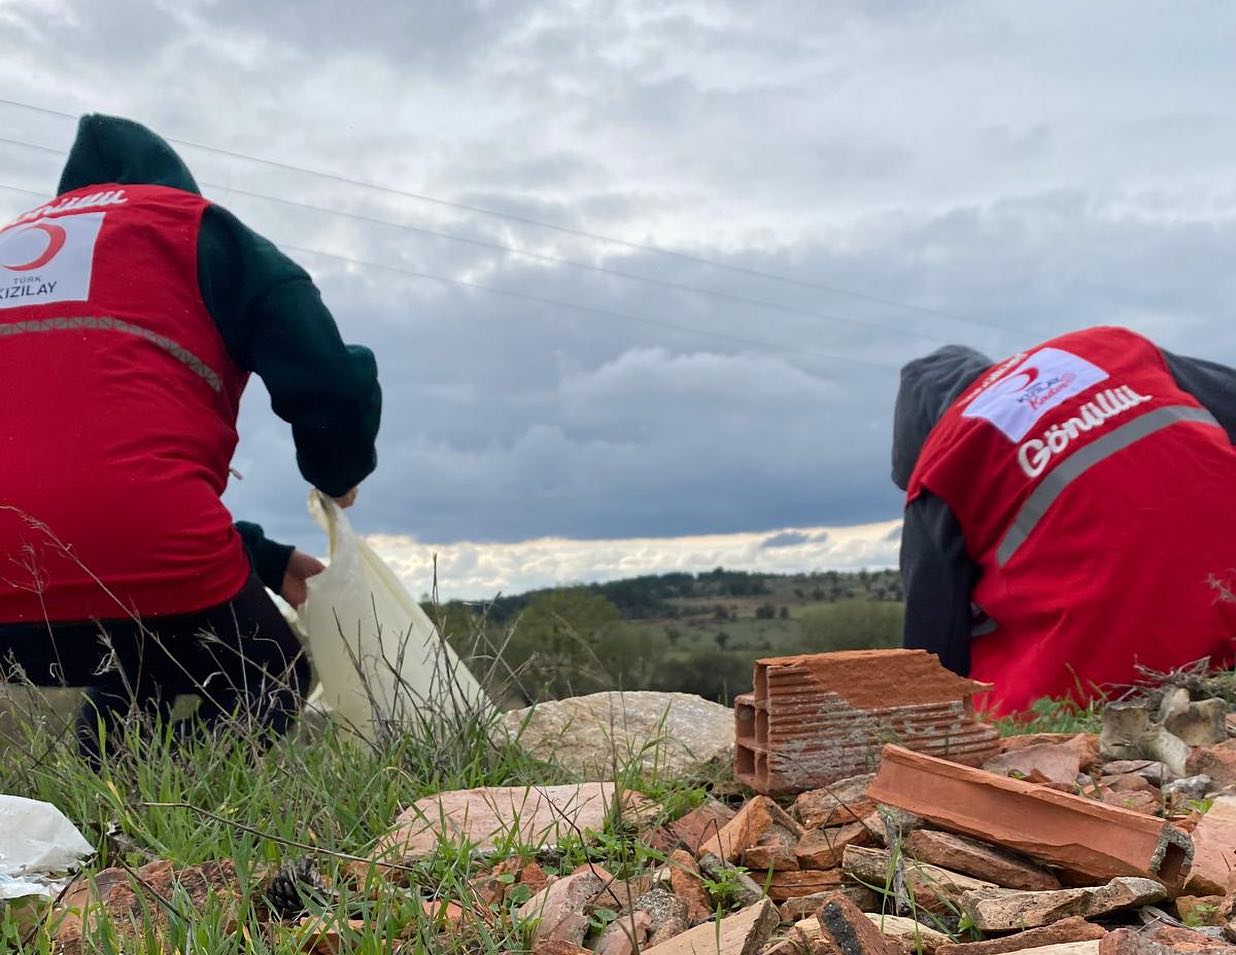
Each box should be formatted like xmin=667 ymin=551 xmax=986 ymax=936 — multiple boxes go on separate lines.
xmin=0 ymin=181 xmax=900 ymax=370
xmin=0 ymin=96 xmax=1013 ymax=336
xmin=278 ymin=242 xmax=902 ymax=371
xmin=0 ymin=134 xmax=965 ymax=345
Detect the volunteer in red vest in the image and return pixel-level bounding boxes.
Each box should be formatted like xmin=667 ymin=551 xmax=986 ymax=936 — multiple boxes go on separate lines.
xmin=0 ymin=114 xmax=381 ymax=761
xmin=892 ymin=326 xmax=1236 ymax=716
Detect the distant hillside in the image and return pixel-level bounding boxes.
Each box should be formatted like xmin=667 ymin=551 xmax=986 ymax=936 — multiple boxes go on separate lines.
xmin=431 ymin=568 xmax=905 ymax=708
xmin=475 ymin=567 xmax=903 ymax=623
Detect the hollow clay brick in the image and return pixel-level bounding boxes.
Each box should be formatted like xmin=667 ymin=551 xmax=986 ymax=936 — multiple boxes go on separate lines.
xmin=735 ymin=650 xmax=1000 ymax=795
xmin=905 ymin=830 xmax=1062 ymax=891
xmin=867 ymin=746 xmax=1194 ymax=886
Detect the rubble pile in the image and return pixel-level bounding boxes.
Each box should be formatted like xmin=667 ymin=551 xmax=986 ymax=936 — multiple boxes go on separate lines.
xmin=33 ymin=651 xmax=1236 ymax=954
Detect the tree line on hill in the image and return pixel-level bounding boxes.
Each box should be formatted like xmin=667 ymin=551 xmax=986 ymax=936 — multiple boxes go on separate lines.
xmin=426 ymin=568 xmax=904 ymax=708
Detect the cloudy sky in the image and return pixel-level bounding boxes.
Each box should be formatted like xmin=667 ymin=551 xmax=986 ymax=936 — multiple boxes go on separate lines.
xmin=2 ymin=1 xmax=1235 ymax=598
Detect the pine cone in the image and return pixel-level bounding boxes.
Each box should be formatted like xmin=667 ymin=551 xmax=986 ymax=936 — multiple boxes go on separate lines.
xmin=264 ymin=856 xmax=329 ymax=919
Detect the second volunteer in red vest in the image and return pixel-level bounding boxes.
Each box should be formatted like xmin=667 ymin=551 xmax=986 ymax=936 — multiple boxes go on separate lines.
xmin=892 ymin=326 xmax=1236 ymax=715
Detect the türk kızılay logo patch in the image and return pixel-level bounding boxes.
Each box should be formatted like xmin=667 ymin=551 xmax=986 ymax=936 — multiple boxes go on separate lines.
xmin=0 ymin=211 xmax=105 ymax=309
xmin=962 ymin=347 xmax=1109 ymax=441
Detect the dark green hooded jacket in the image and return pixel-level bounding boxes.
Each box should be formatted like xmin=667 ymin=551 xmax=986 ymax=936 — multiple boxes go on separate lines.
xmin=57 ymin=114 xmax=382 ymax=590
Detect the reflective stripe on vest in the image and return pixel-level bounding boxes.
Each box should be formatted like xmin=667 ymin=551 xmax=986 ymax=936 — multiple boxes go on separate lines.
xmin=0 ymin=314 xmax=223 ymax=391
xmin=996 ymin=404 xmax=1221 ymax=566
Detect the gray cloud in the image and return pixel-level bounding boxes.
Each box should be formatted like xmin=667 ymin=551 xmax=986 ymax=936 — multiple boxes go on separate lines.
xmin=3 ymin=0 xmax=1236 ymax=572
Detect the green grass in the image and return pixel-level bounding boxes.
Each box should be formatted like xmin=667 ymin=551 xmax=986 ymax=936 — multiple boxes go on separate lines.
xmin=993 ymin=694 xmax=1105 ymax=736
xmin=0 ymin=684 xmax=725 ymax=954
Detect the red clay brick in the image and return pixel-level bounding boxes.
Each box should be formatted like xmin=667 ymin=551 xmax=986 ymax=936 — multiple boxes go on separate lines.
xmin=814 ymin=891 xmax=899 ymax=955
xmin=705 ymin=795 xmax=803 ymax=863
xmin=867 ymin=745 xmax=1193 ymax=886
xmin=735 ymin=651 xmax=999 ymax=795
xmin=766 ymin=869 xmax=845 ymax=902
xmin=795 ymin=822 xmax=873 ymax=870
xmin=906 ymin=829 xmax=1061 ymax=891
xmin=933 ymin=917 xmax=1107 ymax=955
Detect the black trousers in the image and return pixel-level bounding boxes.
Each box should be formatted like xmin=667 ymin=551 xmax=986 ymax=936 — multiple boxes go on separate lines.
xmin=0 ymin=573 xmax=309 ymax=760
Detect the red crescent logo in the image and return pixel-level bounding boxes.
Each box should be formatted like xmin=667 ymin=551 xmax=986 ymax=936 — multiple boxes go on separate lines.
xmin=993 ymin=367 xmax=1039 ymax=393
xmin=1 ymin=222 xmax=67 ymax=272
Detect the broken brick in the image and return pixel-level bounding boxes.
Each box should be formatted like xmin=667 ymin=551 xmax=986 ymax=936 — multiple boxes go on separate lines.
xmin=1099 ymin=927 xmax=1235 ymax=955
xmin=735 ymin=650 xmax=1000 ymax=795
xmin=1097 ymin=786 xmax=1162 ymax=817
xmin=1182 ymin=796 xmax=1236 ymax=896
xmin=668 ymin=800 xmax=737 ymax=855
xmin=778 ymin=886 xmax=880 ymax=922
xmin=532 ymin=940 xmax=593 ymax=955
xmin=641 ymin=898 xmax=778 ymax=955
xmin=1000 ymin=733 xmax=1102 ymax=772
xmin=960 ymin=877 xmax=1167 ymax=933
xmin=792 ymin=775 xmax=877 ymax=829
xmin=1145 ymin=924 xmax=1236 ymax=951
xmin=1176 ymin=896 xmax=1225 ymax=926
xmin=1186 ymin=742 xmax=1236 ymax=789
xmin=934 ymin=916 xmax=1107 ymax=955
xmin=516 ymin=871 xmax=605 ymax=945
xmin=594 ymin=910 xmax=653 ymax=955
xmin=843 ymin=845 xmax=994 ymax=913
xmin=862 ymin=914 xmax=953 ymax=954
xmin=905 ymin=829 xmax=1061 ymax=891
xmin=815 ymin=891 xmax=899 ymax=955
xmin=984 ymin=742 xmax=1082 ymax=788
xmin=297 ymin=916 xmax=367 ymax=955
xmin=795 ymin=822 xmax=874 ymax=870
xmin=55 ymin=859 xmax=240 ymax=955
xmin=667 ymin=849 xmax=713 ymax=925
xmin=744 ymin=822 xmax=802 ymax=871
xmin=868 ymin=745 xmax=1194 ymax=885
xmin=766 ymin=869 xmax=846 ymax=902
xmin=707 ymin=795 xmax=803 ymax=863
xmin=376 ymin=782 xmax=644 ymax=862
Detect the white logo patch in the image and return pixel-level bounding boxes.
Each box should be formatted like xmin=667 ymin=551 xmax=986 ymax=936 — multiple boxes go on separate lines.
xmin=0 ymin=211 xmax=105 ymax=310
xmin=962 ymin=347 xmax=1109 ymax=441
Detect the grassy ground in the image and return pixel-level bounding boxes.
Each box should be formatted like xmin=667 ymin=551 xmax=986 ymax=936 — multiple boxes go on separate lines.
xmin=0 ymin=657 xmax=1111 ymax=953
xmin=0 ymin=686 xmax=721 ymax=954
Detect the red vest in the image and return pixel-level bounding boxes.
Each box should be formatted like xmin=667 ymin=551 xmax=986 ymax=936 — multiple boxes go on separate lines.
xmin=907 ymin=326 xmax=1236 ymax=715
xmin=0 ymin=184 xmax=251 ymax=622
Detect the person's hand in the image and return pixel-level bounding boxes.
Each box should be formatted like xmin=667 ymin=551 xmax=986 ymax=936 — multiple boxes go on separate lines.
xmin=281 ymin=549 xmax=326 ymax=607
xmin=333 ymin=487 xmax=359 ymax=508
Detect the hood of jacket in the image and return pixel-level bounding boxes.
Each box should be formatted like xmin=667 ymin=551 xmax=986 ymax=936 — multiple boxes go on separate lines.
xmin=57 ymin=113 xmax=200 ymax=196
xmin=891 ymin=344 xmax=993 ymax=491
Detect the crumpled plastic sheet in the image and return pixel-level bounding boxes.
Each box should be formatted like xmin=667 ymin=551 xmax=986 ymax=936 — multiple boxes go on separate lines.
xmin=0 ymin=794 xmax=94 ymax=899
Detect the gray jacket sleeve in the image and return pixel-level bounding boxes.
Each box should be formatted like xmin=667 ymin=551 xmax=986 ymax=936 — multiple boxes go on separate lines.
xmin=901 ymin=491 xmax=980 ymax=676
xmin=1161 ymin=349 xmax=1236 ymax=444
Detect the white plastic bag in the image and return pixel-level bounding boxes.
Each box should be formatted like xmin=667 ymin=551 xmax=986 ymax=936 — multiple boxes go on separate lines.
xmin=0 ymin=794 xmax=94 ymax=899
xmin=298 ymin=492 xmax=491 ymax=741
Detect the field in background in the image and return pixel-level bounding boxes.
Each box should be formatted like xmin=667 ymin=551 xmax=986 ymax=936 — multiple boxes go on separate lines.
xmin=431 ymin=568 xmax=905 ymax=708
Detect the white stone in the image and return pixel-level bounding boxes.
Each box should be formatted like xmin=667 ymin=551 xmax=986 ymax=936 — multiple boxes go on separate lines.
xmin=504 ymin=691 xmax=734 ymax=781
